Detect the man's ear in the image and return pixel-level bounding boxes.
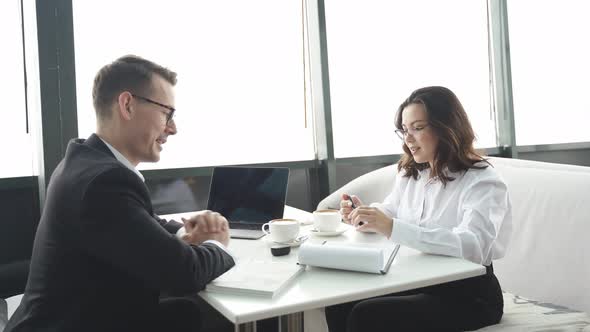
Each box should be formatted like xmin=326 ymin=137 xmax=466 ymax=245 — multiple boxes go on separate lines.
xmin=117 ymin=91 xmax=134 ymax=121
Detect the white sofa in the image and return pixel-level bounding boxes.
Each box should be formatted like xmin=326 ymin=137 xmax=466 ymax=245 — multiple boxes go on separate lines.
xmin=308 ymin=157 xmax=590 ymax=331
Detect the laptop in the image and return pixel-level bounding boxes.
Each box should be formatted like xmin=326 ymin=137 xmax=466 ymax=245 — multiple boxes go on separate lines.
xmin=206 ymin=166 xmax=290 ymax=239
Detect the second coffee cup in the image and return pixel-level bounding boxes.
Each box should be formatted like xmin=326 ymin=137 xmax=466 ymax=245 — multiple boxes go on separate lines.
xmin=313 ymin=209 xmax=341 ymax=232
xmin=261 ymin=219 xmax=300 ymax=243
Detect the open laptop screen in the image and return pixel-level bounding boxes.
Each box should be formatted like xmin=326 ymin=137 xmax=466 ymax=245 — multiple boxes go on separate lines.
xmin=206 ymin=167 xmax=289 ymax=224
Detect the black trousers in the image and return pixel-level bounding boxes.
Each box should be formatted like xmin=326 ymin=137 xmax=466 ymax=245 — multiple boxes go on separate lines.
xmin=325 ymin=265 xmax=504 ymax=332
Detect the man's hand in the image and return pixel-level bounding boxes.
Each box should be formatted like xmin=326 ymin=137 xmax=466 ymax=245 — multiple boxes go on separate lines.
xmin=180 ymin=210 xmax=230 ymax=247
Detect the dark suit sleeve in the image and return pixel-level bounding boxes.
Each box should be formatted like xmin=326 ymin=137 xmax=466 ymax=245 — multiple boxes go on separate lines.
xmin=78 ymin=167 xmax=234 ymax=295
xmin=152 ymin=214 xmax=183 ymax=234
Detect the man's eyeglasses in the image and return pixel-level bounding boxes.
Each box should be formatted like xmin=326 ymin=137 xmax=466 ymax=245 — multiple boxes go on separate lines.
xmin=131 ymin=94 xmax=176 ymax=125
xmin=394 ymin=124 xmax=430 ymax=140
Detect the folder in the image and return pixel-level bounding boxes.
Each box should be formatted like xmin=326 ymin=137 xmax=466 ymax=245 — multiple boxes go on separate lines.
xmin=298 ymin=242 xmax=400 ymax=274
xmin=206 ymin=259 xmax=305 ymax=298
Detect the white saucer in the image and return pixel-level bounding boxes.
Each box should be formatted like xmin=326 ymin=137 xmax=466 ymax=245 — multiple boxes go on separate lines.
xmin=264 ymin=235 xmax=309 ymax=247
xmin=299 ymin=218 xmax=314 ymax=226
xmin=309 ymin=224 xmax=350 ymax=237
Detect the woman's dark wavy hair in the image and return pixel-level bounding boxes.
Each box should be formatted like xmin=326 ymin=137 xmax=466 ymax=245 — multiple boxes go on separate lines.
xmin=395 ymin=86 xmax=489 ymax=186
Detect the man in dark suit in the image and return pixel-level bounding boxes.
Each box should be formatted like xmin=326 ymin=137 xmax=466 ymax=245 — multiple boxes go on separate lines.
xmin=5 ymin=55 xmax=235 ymax=332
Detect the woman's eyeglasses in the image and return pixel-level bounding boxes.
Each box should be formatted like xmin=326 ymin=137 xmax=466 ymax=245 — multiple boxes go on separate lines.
xmin=394 ymin=124 xmax=430 ymax=140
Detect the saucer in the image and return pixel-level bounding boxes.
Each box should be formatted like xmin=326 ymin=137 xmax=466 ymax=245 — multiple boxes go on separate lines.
xmin=265 ymin=234 xmax=309 ymax=247
xmin=309 ymin=224 xmax=351 ymax=237
xmin=299 ymin=218 xmax=314 ymax=226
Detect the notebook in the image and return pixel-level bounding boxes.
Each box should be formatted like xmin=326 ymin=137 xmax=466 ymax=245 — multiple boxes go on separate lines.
xmin=207 ymin=167 xmax=290 ymax=239
xmin=206 ymin=259 xmax=305 ymax=298
xmin=298 ymin=242 xmax=401 ymax=274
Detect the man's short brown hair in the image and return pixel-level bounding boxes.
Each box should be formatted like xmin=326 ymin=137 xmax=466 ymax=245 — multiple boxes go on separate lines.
xmin=92 ymin=55 xmax=177 ymax=121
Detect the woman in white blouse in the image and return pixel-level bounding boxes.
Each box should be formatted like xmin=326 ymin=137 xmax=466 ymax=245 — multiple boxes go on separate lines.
xmin=325 ymin=86 xmax=512 ymax=332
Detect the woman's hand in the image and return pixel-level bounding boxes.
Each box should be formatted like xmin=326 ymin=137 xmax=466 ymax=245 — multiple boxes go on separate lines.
xmin=349 ymin=206 xmax=394 ymax=237
xmin=339 ymin=193 xmax=364 ymax=224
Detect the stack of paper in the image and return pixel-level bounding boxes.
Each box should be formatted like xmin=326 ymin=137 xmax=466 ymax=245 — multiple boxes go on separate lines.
xmin=298 ymin=241 xmax=400 ymax=274
xmin=206 ymin=259 xmax=305 ymax=298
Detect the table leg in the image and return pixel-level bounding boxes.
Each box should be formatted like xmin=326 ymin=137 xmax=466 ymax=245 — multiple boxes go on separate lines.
xmin=235 ymin=321 xmax=256 ymax=332
xmin=235 ymin=312 xmax=303 ymax=332
xmin=279 ymin=315 xmax=289 ymax=331
xmin=304 ymin=308 xmax=328 ymax=331
xmin=280 ymin=312 xmax=303 ymax=332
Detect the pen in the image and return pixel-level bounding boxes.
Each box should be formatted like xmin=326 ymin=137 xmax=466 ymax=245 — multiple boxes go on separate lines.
xmin=347 ymin=196 xmax=356 ymax=209
xmin=348 ymin=195 xmax=364 ymax=226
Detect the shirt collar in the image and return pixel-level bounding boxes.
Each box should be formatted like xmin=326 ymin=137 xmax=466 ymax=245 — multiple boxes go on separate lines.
xmin=418 ymin=166 xmax=453 ymax=184
xmin=419 ymin=165 xmax=471 ymax=183
xmin=98 ymin=137 xmax=145 ymax=182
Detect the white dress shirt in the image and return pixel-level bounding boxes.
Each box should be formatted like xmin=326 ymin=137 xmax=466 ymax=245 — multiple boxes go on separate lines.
xmin=373 ymin=162 xmax=512 ymax=266
xmin=98 ymin=136 xmax=229 ymax=252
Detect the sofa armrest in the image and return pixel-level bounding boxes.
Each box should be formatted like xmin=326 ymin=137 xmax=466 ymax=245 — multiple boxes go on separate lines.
xmin=317 ymin=165 xmax=397 ymax=210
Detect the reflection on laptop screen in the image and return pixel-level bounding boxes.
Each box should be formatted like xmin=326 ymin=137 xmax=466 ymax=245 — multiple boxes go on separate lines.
xmin=207 ymin=167 xmax=289 ymax=224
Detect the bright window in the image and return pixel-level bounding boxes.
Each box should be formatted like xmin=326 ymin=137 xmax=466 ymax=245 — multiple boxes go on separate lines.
xmin=325 ymin=0 xmax=495 ymax=158
xmin=0 ymin=0 xmax=33 ymax=178
xmin=508 ymin=1 xmax=590 ymax=145
xmin=74 ymin=1 xmax=314 ymax=169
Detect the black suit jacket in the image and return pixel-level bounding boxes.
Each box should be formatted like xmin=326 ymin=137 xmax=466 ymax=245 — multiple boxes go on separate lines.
xmin=6 ymin=134 xmax=235 ymax=332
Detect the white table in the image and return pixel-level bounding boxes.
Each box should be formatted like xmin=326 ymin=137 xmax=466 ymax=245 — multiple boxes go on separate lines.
xmin=164 ymin=206 xmax=486 ymax=332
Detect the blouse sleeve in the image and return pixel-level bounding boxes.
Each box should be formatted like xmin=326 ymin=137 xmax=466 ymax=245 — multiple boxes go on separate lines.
xmin=370 ymin=172 xmax=405 ymax=218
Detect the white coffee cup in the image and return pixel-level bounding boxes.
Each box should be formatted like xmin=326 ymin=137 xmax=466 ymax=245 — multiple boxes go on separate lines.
xmin=262 ymin=219 xmax=300 ymax=243
xmin=313 ymin=209 xmax=342 ymax=232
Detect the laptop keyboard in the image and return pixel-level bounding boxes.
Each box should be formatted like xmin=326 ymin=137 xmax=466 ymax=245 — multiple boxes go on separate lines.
xmin=230 ymin=222 xmax=263 ymax=230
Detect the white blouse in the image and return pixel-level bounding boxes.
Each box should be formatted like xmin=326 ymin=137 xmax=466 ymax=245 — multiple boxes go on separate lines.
xmin=373 ymin=162 xmax=512 ymax=266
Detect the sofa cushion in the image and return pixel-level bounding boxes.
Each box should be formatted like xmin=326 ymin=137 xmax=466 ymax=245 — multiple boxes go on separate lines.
xmin=304 ymin=291 xmax=590 ymax=332
xmin=487 ymin=157 xmax=590 ymax=173
xmin=479 ymin=292 xmax=590 ymax=331
xmin=490 ymin=158 xmax=590 ymax=314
